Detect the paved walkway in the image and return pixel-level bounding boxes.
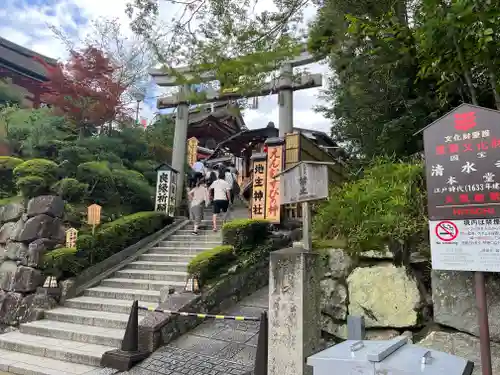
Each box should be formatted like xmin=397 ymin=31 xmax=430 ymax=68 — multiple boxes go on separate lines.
xmin=122 ymin=287 xmax=268 ymax=375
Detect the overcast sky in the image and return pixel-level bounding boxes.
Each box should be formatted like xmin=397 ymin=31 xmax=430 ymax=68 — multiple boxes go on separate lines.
xmin=0 ymin=0 xmax=333 ymax=134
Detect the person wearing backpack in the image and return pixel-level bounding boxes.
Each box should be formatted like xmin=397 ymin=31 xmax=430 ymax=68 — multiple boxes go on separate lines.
xmin=224 ymin=166 xmax=239 ymax=204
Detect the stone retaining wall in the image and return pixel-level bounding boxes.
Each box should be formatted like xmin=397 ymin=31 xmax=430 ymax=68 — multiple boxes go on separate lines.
xmin=319 ymin=248 xmax=432 ymax=340
xmin=0 ymin=196 xmax=65 ymax=325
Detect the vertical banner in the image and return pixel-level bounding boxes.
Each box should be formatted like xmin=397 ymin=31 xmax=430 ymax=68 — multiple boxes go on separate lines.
xmin=155 ymin=170 xmax=172 ymax=214
xmin=251 ymin=158 xmax=267 ymax=219
xmin=169 ymin=175 xmax=177 ymax=217
xmin=187 ymin=137 xmax=199 ymax=167
xmin=65 ymin=228 xmax=78 ymax=249
xmin=265 ymin=144 xmax=284 ymax=223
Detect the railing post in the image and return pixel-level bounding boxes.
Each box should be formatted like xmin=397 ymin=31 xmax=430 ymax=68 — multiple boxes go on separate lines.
xmin=254 ymin=310 xmax=268 ymax=375
xmin=101 ymin=300 xmax=149 ymax=371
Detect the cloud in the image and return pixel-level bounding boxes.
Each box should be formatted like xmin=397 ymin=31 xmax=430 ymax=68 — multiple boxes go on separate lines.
xmin=0 ymin=0 xmax=332 ymax=134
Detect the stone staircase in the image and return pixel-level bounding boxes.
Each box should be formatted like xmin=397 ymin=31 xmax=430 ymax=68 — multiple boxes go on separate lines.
xmin=0 ymin=213 xmax=224 ymax=375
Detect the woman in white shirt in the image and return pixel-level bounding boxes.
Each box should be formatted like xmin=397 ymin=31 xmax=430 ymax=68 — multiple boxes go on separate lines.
xmin=188 ymin=176 xmax=210 ymax=234
xmin=209 ymin=170 xmax=231 ymax=232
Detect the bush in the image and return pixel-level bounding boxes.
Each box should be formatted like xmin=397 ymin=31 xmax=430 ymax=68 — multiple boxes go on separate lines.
xmin=0 ymin=156 xmax=23 ymax=196
xmin=187 ymin=245 xmax=236 ymax=285
xmin=51 ymin=178 xmax=88 ymax=202
xmin=13 ymin=158 xmax=59 ymax=183
xmin=41 ymin=247 xmax=88 ymax=279
xmin=113 ymin=169 xmax=153 ymax=211
xmin=76 ymin=161 xmax=117 ymax=205
xmin=313 ymin=158 xmax=427 ymax=262
xmin=76 ymin=211 xmax=172 ymax=266
xmin=16 ymin=176 xmax=48 ymax=198
xmin=222 ymin=219 xmax=271 ymax=255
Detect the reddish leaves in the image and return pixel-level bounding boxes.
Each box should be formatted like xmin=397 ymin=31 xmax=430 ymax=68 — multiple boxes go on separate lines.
xmin=35 ymin=47 xmax=129 ymax=128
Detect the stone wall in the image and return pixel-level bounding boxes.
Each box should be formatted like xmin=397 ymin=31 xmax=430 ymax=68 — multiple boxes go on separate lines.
xmin=319 ymin=248 xmax=432 ymax=340
xmin=0 ymin=196 xmax=64 ymax=325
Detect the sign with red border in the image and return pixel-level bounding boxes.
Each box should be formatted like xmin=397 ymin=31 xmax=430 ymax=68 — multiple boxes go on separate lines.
xmin=434 ymin=220 xmax=459 ymax=242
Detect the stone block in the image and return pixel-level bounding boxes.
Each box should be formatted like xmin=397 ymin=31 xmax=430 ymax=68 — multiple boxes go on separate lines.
xmin=25 ymin=238 xmax=57 ymax=267
xmin=433 ymin=270 xmax=500 ymax=342
xmin=27 ymin=195 xmax=64 ymax=218
xmin=0 ymin=290 xmax=23 ymax=325
xmin=0 ymin=202 xmax=24 ymax=225
xmin=4 ymin=242 xmax=28 ymax=262
xmin=0 ymin=265 xmax=45 ymax=293
xmin=0 ymin=222 xmax=15 ymax=244
xmin=17 ymin=290 xmax=57 ymax=323
xmin=347 ymin=263 xmax=422 ymax=328
xmin=323 ymin=248 xmax=356 ymax=279
xmin=268 ymin=247 xmax=321 ymax=375
xmin=419 ymin=330 xmax=500 ymax=375
xmin=14 ymin=214 xmax=64 ymax=243
xmin=8 ymin=216 xmax=26 ymax=241
xmin=320 ymin=278 xmax=347 ymax=320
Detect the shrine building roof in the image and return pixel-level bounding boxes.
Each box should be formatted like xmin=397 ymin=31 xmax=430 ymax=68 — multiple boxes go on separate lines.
xmin=0 ymin=36 xmax=57 ymax=81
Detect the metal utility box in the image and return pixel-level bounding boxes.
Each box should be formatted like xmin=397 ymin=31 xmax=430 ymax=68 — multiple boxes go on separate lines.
xmin=307 ymin=336 xmax=474 ymax=375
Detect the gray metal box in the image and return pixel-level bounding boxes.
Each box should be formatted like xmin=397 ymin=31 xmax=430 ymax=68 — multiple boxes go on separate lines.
xmin=307 ymin=336 xmax=474 ymax=375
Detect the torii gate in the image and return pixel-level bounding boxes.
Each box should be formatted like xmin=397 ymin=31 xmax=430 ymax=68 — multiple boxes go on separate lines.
xmin=149 ymin=46 xmax=322 ymax=209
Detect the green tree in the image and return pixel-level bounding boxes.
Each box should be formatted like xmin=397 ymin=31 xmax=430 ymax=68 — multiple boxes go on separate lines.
xmin=126 ymin=0 xmax=309 ymax=98
xmin=0 ymin=79 xmax=22 ymax=107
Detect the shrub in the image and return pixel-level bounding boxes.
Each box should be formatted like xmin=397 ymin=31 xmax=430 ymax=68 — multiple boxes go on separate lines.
xmin=222 ymin=219 xmax=271 ymax=255
xmin=51 ymin=178 xmax=88 ymax=202
xmin=41 ymin=247 xmax=88 ymax=279
xmin=0 ymin=156 xmax=23 ymax=196
xmin=57 ymin=146 xmax=93 ymax=175
xmin=313 ymin=158 xmax=427 ymax=263
xmin=16 ymin=176 xmax=48 ymax=198
xmin=187 ymin=245 xmax=236 ymax=285
xmin=133 ymin=160 xmax=158 ymax=184
xmin=13 ymin=158 xmax=59 ymax=183
xmin=76 ymin=161 xmax=117 ymax=205
xmin=76 ymin=211 xmax=172 ymax=266
xmin=113 ymin=169 xmax=153 ymax=211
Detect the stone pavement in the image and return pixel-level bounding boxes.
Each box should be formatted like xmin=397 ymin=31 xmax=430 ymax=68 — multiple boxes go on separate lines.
xmin=121 ymin=287 xmax=269 ymax=375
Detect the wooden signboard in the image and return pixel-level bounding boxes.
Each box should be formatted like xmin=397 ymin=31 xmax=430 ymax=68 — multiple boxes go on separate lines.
xmin=187 ymin=137 xmax=199 ymax=167
xmin=251 ymin=155 xmax=267 ymax=220
xmin=281 ymin=162 xmax=329 ymax=205
xmin=87 ymin=204 xmax=102 ymax=226
xmin=265 ymin=143 xmax=284 ymax=223
xmin=65 ymin=228 xmax=78 ymax=249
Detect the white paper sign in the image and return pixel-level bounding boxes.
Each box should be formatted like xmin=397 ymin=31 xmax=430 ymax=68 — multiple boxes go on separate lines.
xmin=429 ymin=219 xmax=500 ymax=272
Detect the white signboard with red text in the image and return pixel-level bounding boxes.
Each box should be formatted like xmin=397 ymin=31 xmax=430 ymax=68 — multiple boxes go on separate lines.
xmin=429 ymin=218 xmax=500 ymax=272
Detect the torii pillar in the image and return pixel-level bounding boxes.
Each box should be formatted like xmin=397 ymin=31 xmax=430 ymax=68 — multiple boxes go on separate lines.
xmin=171 ymin=85 xmax=190 ymax=208
xmin=278 ymin=63 xmax=294 ymax=136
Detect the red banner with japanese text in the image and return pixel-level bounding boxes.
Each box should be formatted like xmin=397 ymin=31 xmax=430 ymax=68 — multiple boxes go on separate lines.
xmin=265 ymin=145 xmax=284 ymax=223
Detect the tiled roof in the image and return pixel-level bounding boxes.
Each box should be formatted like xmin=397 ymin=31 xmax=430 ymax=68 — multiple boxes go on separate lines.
xmin=0 ymin=36 xmax=57 ymax=81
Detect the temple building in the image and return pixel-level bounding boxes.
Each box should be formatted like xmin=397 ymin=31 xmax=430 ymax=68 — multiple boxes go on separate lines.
xmin=0 ymin=36 xmax=56 ymax=108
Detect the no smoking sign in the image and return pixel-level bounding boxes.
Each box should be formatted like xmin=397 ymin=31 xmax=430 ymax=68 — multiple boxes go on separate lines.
xmin=435 ymin=220 xmax=459 ymax=242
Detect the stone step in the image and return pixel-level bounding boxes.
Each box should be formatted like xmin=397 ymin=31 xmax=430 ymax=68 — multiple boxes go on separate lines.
xmin=65 ymin=296 xmax=157 ymax=315
xmin=0 ymin=349 xmax=101 ymax=375
xmin=0 ymin=331 xmax=113 ymax=367
xmin=160 ymin=238 xmax=221 ymax=246
xmin=139 ymin=253 xmax=196 ymax=262
xmin=20 ymin=320 xmax=124 ymax=347
xmin=115 ymin=269 xmax=188 ymax=282
xmin=127 ymin=260 xmax=189 ymax=271
xmin=101 ymin=277 xmax=185 ymax=291
xmin=169 ymin=234 xmax=221 ymax=241
xmin=45 ymin=307 xmax=133 ymax=330
xmin=84 ymin=286 xmax=160 ymax=302
xmin=153 ymin=245 xmax=217 ymax=254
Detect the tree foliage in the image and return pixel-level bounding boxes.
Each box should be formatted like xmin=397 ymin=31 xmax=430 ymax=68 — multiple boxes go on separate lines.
xmin=36 ymin=47 xmax=129 ymax=137
xmin=313 ymin=158 xmax=428 ymax=264
xmin=125 ymin=0 xmax=309 ymax=97
xmin=307 ymin=0 xmax=500 ymax=159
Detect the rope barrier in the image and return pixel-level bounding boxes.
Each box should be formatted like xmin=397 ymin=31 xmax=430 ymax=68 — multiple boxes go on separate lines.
xmin=138 ymin=305 xmax=261 ymax=321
